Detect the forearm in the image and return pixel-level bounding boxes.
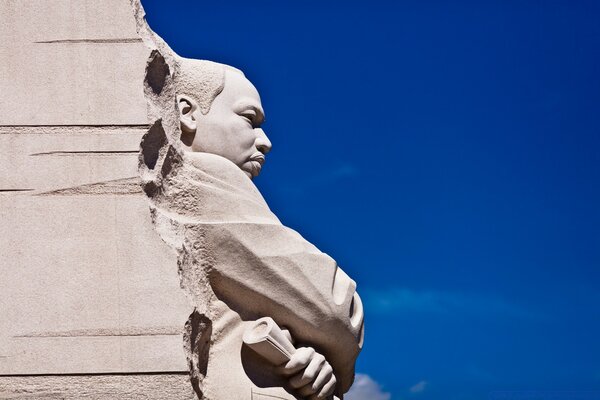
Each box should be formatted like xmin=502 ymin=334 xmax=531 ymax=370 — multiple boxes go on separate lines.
xmin=198 ymin=221 xmax=363 ymax=391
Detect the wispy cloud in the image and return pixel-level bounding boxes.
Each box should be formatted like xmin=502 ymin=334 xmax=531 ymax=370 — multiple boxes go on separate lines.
xmin=409 ymin=380 xmax=428 ymax=394
xmin=346 ymin=373 xmax=391 ymax=400
xmin=361 ymin=287 xmax=543 ymax=320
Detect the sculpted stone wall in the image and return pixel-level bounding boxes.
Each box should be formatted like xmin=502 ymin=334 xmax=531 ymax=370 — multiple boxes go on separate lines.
xmin=0 ymin=0 xmax=148 ymax=125
xmin=0 ymin=0 xmax=193 ymax=397
xmin=0 ymin=1 xmax=364 ymax=398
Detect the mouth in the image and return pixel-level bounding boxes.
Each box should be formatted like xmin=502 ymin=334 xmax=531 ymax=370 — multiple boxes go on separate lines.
xmin=249 ymin=152 xmax=265 ymax=165
xmin=246 ymin=152 xmax=266 ymax=178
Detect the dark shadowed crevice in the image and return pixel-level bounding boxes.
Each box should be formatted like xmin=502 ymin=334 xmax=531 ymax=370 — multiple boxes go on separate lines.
xmin=161 ymin=145 xmax=181 ymax=177
xmin=140 ymin=119 xmax=167 ymax=170
xmin=142 ymin=180 xmax=159 ymax=198
xmin=145 ymin=50 xmax=170 ymax=95
xmin=184 ymin=310 xmax=212 ymax=399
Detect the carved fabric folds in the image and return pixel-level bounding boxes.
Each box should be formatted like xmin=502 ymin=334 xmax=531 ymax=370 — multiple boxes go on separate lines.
xmin=149 ymin=151 xmax=363 ymax=394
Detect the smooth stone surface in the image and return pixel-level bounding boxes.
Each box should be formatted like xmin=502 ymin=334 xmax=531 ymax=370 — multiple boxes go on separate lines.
xmin=0 ymin=0 xmax=148 ymax=125
xmin=0 ymin=0 xmax=191 ymax=380
xmin=0 ymin=193 xmax=189 ymax=374
xmin=0 ymin=374 xmax=196 ymax=399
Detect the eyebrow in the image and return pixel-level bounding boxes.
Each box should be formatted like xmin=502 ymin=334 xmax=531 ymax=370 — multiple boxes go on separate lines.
xmin=234 ymin=101 xmax=265 ymax=124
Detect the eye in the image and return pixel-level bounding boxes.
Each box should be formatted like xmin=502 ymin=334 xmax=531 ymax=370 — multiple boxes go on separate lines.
xmin=240 ymin=111 xmax=256 ymax=126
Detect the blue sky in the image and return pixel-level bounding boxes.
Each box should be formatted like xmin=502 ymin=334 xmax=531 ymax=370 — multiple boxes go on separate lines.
xmin=141 ymin=1 xmax=600 ymax=399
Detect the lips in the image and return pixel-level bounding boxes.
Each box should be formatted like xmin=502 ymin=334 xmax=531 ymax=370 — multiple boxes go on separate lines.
xmin=247 ymin=152 xmax=266 ymax=177
xmin=249 ymin=152 xmax=265 ymax=165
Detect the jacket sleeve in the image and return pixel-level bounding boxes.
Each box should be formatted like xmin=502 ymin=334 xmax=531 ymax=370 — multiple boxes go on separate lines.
xmin=195 ymin=221 xmax=364 ymax=393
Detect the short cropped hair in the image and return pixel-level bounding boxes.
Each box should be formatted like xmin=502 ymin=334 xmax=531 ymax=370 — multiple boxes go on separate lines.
xmin=174 ymin=57 xmax=244 ymax=115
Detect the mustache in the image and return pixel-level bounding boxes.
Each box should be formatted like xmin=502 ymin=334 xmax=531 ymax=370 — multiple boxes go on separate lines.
xmin=249 ymin=152 xmax=266 ymax=165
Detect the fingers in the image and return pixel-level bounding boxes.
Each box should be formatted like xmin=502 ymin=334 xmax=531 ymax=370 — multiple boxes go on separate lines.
xmin=289 ymin=352 xmax=326 ymax=389
xmin=317 ymin=374 xmax=337 ymax=398
xmin=296 ymin=361 xmax=334 ymax=397
xmin=308 ymin=362 xmax=333 ymax=394
xmin=277 ymin=347 xmax=315 ymax=376
xmin=277 ymin=346 xmax=337 ymax=399
xmin=311 ymin=375 xmax=337 ymax=400
xmin=280 ymin=328 xmax=293 ymax=345
xmin=306 ymin=375 xmax=337 ymax=399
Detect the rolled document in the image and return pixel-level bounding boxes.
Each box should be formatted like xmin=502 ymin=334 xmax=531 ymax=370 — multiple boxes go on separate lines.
xmin=243 ymin=316 xmax=296 ymax=365
xmin=243 ymin=317 xmax=340 ymax=400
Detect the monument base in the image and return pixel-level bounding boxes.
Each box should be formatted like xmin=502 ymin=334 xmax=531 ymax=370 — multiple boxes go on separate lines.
xmin=0 ymin=374 xmax=196 ymax=399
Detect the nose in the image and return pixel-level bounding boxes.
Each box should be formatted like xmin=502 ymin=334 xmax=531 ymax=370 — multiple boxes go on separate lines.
xmin=254 ymin=128 xmax=272 ymax=154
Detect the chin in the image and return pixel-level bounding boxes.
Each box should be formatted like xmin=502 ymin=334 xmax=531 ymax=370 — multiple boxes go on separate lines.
xmin=241 ymin=160 xmax=263 ymax=179
xmin=240 ymin=166 xmax=255 ymax=179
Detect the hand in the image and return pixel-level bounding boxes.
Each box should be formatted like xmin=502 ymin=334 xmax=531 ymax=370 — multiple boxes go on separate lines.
xmin=278 ymin=346 xmax=337 ymax=400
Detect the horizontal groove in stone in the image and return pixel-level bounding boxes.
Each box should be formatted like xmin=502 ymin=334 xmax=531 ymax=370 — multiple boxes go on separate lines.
xmin=35 ymin=38 xmax=143 ymax=44
xmin=15 ymin=326 xmax=181 ymax=338
xmin=0 ymin=371 xmax=189 ymax=377
xmin=30 ymin=150 xmax=139 ymax=156
xmin=0 ymin=125 xmax=149 ymax=135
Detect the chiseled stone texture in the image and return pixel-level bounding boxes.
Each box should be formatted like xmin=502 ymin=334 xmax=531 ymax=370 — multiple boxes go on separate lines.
xmin=132 ymin=2 xmax=364 ymax=397
xmin=1 ymin=0 xmax=365 ymax=398
xmin=0 ymin=126 xmax=143 ymax=191
xmin=0 ymin=374 xmax=196 ymax=399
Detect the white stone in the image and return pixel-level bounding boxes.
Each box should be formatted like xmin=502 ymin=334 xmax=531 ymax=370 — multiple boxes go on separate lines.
xmin=133 ymin=2 xmax=365 ymax=398
xmin=0 ymin=0 xmax=191 ymax=386
xmin=0 ymin=0 xmax=148 ymax=125
xmin=0 ymin=0 xmax=364 ymax=398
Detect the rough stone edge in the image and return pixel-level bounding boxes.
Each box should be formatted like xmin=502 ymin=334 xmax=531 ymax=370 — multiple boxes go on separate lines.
xmin=129 ymin=2 xmax=211 ymax=398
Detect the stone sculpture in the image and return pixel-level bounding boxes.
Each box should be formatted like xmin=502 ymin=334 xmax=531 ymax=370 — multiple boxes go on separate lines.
xmin=133 ymin=2 xmax=365 ymax=399
xmin=0 ymin=0 xmax=363 ymax=397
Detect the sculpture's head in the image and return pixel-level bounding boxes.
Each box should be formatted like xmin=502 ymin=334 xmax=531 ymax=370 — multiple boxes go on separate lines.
xmin=174 ymin=57 xmax=271 ymax=179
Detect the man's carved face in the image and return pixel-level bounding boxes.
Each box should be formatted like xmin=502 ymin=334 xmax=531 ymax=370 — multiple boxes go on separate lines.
xmin=178 ymin=69 xmax=271 ymax=179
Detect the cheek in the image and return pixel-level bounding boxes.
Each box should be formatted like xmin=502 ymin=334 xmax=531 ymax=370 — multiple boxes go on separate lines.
xmin=225 ymin=119 xmax=256 ymax=147
xmin=194 ymin=120 xmax=225 ymax=151
xmin=218 ymin=119 xmax=255 ymax=164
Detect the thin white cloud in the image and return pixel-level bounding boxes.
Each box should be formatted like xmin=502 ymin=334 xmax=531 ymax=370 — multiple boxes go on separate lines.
xmin=409 ymin=380 xmax=427 ymax=394
xmin=346 ymin=373 xmax=391 ymax=400
xmin=361 ymin=287 xmax=543 ymax=320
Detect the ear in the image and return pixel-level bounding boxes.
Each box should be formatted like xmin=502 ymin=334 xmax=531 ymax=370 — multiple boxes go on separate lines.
xmin=177 ymin=94 xmax=198 ymax=147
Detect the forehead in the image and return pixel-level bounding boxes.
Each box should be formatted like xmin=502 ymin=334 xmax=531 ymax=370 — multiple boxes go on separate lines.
xmin=219 ymin=69 xmax=262 ymax=109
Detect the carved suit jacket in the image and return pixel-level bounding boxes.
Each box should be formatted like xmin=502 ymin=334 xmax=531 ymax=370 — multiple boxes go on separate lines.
xmin=149 ymin=150 xmax=364 ymax=397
